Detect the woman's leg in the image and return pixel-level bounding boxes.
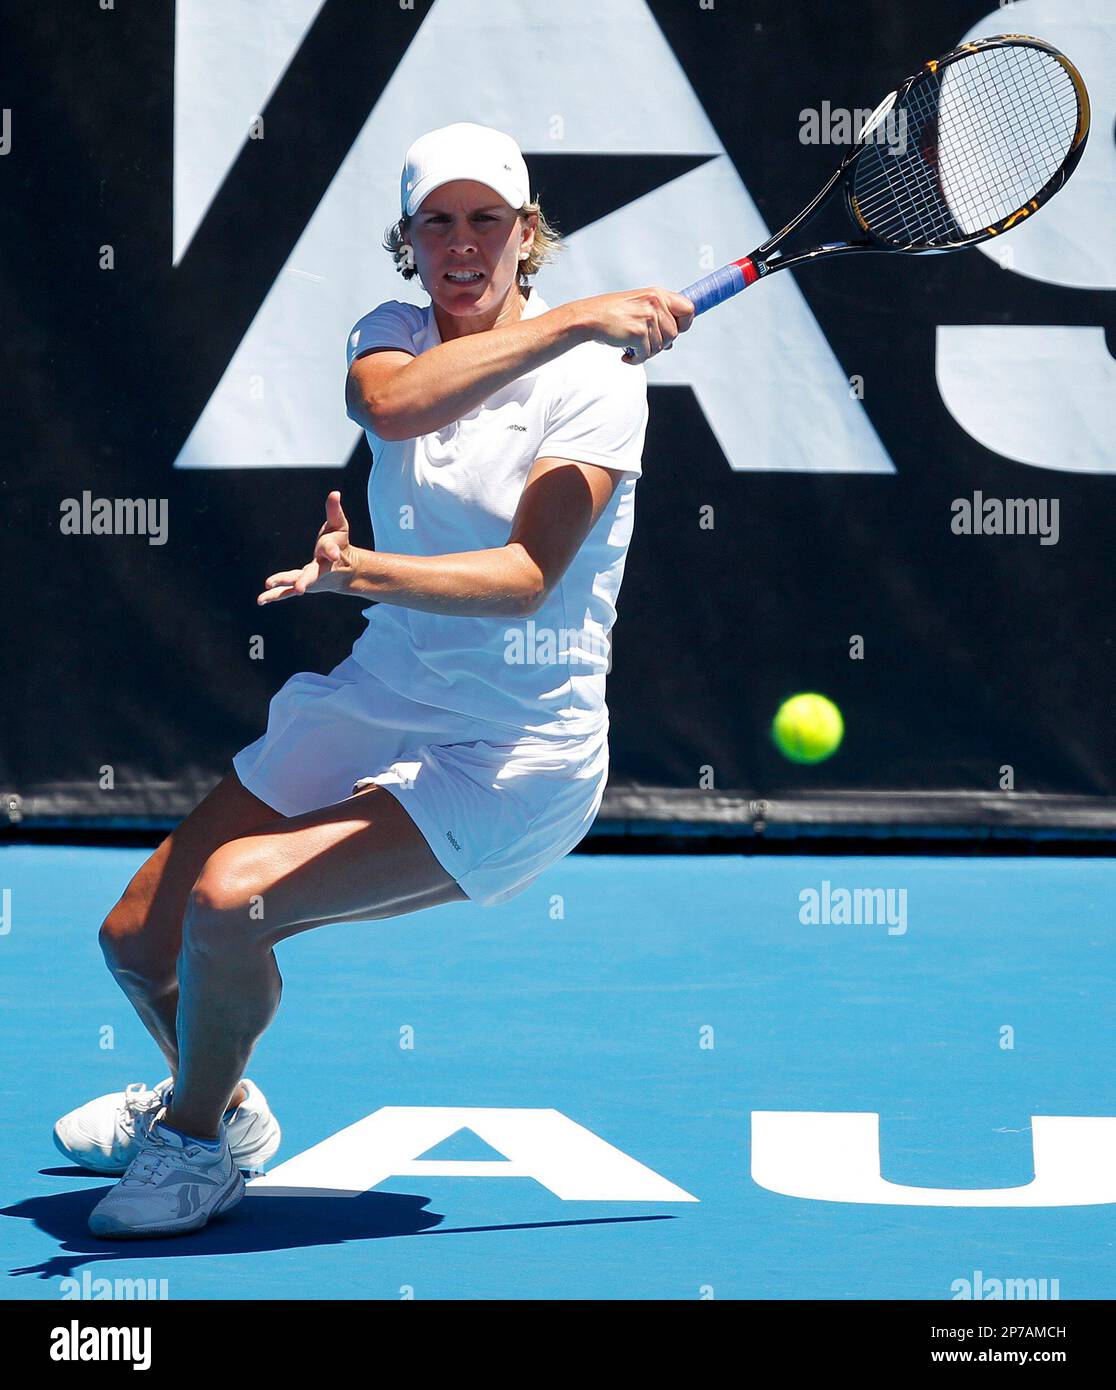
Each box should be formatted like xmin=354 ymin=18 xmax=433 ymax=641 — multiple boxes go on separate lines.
xmin=97 ymin=771 xmax=287 ymax=1098
xmin=162 ymin=783 xmax=466 ymax=1140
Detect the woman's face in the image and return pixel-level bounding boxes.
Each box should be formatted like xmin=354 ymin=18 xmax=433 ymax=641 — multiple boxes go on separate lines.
xmin=406 ymin=179 xmax=536 ymax=321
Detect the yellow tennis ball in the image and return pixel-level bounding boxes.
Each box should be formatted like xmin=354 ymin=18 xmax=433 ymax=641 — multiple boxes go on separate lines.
xmin=772 ymin=693 xmax=844 ymax=764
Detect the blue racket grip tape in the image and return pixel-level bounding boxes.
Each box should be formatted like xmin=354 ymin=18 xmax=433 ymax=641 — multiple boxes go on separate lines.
xmin=680 ymin=260 xmax=754 ymax=315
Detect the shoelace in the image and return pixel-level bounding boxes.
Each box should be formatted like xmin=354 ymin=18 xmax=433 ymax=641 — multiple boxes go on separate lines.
xmin=120 ymin=1124 xmax=221 ymax=1187
xmin=118 ymin=1130 xmax=183 ymax=1188
xmin=118 ymin=1083 xmax=167 ymax=1142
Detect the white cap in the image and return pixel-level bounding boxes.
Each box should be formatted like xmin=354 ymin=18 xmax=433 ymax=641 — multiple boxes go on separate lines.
xmin=401 ymin=123 xmax=530 ymax=218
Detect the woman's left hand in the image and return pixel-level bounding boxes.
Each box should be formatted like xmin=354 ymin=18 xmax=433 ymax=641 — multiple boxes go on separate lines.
xmin=257 ymin=491 xmax=358 ymax=605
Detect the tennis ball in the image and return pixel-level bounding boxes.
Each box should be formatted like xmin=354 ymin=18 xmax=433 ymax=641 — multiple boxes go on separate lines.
xmin=772 ymin=693 xmax=844 ymax=764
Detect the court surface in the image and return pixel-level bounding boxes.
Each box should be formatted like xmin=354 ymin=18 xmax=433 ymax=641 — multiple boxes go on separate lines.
xmin=2 ymin=845 xmax=1114 ymax=1300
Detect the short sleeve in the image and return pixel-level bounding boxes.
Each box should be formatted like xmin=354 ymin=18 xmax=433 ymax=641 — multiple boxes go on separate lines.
xmin=347 ymin=301 xmax=423 ymax=369
xmin=536 ymin=346 xmax=649 ymax=478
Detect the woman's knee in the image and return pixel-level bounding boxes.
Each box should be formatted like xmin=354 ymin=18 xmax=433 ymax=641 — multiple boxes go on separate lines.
xmin=98 ymin=900 xmax=177 ymax=993
xmin=182 ymin=843 xmax=271 ymax=957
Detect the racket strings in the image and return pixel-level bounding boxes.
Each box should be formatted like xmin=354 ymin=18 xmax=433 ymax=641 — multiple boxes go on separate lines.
xmin=935 ymin=47 xmax=1078 ymax=224
xmin=852 ymin=43 xmax=1080 ymax=247
xmin=856 ymin=76 xmax=966 ymax=246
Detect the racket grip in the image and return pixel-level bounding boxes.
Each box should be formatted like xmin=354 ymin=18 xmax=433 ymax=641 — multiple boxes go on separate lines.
xmin=680 ymin=260 xmax=754 ymax=315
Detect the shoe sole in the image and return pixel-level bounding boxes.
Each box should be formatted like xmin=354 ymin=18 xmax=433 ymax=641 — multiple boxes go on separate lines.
xmin=88 ymin=1167 xmax=246 ymax=1240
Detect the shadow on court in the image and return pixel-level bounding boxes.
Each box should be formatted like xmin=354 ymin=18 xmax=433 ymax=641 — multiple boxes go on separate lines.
xmin=3 ymin=1180 xmax=674 ymax=1282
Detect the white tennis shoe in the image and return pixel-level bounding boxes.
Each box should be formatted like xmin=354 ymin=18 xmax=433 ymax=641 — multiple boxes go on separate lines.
xmin=54 ymin=1077 xmax=281 ymax=1175
xmin=87 ymin=1115 xmax=245 ymax=1239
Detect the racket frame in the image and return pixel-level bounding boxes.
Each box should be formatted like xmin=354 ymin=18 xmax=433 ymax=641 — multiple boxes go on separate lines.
xmin=681 ymin=34 xmax=1091 ymax=313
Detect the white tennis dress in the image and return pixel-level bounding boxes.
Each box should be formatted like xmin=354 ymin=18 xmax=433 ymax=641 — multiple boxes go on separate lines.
xmin=232 ymin=288 xmax=648 ymax=906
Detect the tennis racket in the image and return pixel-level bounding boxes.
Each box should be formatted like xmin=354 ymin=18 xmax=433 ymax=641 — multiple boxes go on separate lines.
xmin=676 ymin=34 xmax=1090 ymax=317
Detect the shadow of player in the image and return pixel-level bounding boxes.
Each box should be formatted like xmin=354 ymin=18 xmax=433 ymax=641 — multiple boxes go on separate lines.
xmin=3 ymin=1175 xmax=673 ymax=1282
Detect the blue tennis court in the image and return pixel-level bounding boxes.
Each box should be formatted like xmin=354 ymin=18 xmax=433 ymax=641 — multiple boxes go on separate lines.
xmin=4 ymin=844 xmax=1113 ymax=1301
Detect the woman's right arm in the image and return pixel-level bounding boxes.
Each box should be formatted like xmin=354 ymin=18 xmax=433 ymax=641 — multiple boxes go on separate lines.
xmin=346 ymin=287 xmax=694 ymax=442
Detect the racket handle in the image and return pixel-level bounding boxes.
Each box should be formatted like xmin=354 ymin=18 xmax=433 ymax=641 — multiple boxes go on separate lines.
xmin=680 ymin=258 xmax=758 ymax=316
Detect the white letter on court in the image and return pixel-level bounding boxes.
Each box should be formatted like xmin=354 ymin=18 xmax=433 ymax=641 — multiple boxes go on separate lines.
xmin=250 ymin=1107 xmax=698 ymax=1202
xmin=752 ymin=1112 xmax=1116 ymax=1206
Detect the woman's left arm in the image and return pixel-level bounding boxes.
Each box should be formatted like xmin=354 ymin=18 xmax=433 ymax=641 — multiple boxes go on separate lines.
xmin=258 ymin=463 xmax=623 ymax=617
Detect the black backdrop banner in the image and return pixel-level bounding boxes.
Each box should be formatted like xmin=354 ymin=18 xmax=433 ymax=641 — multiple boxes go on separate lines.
xmin=2 ymin=0 xmax=1113 ymax=834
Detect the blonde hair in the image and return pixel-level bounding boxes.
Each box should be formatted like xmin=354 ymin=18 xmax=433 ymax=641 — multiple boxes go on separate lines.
xmin=382 ymin=201 xmax=564 ymax=290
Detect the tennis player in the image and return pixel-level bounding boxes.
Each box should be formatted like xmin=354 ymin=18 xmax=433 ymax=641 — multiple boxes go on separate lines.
xmin=54 ymin=122 xmax=693 ymax=1238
